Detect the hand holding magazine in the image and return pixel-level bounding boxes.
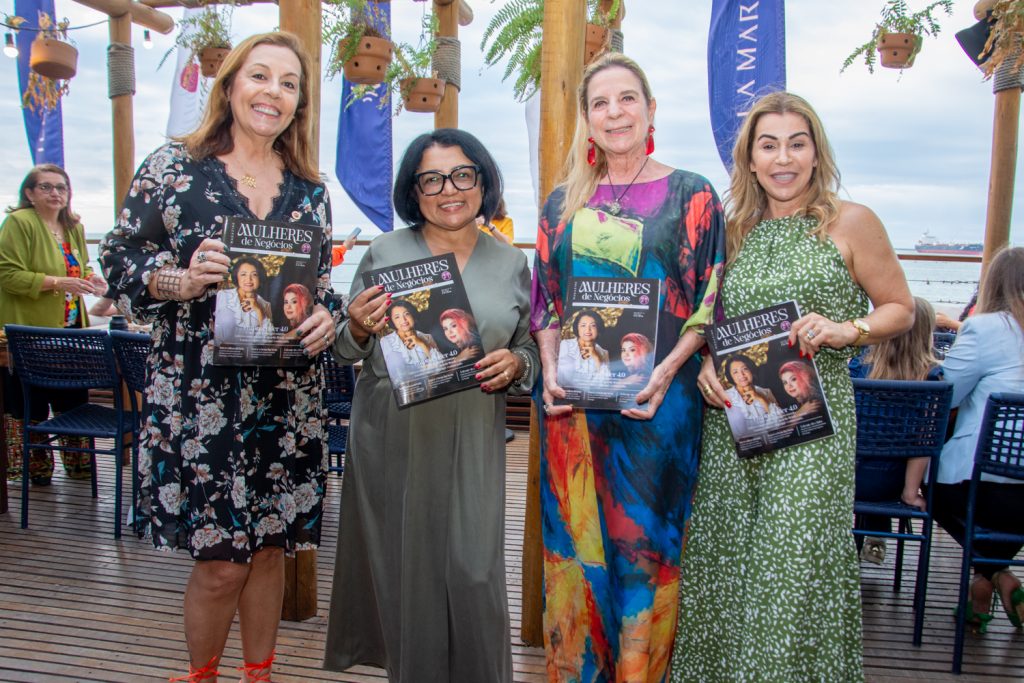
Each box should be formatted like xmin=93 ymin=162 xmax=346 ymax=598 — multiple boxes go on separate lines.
xmin=706 ymin=301 xmax=835 ymax=458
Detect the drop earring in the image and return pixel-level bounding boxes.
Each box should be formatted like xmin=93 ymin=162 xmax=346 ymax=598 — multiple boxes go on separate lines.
xmin=646 ymin=126 xmax=655 ymax=155
xmin=587 ymin=137 xmax=596 ymax=166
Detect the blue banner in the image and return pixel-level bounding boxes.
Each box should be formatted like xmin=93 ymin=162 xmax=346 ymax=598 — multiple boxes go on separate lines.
xmin=14 ymin=0 xmax=65 ymax=167
xmin=336 ymin=1 xmax=393 ymax=232
xmin=707 ymin=0 xmax=786 ymax=171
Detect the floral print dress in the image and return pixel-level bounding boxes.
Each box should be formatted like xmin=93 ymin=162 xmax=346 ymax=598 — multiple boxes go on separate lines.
xmin=100 ymin=142 xmax=334 ymax=562
xmin=532 ymin=171 xmax=725 ymax=682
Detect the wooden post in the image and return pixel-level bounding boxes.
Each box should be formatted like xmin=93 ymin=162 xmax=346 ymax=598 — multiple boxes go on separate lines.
xmin=434 ymin=0 xmax=459 ymax=129
xmin=280 ymin=0 xmax=322 ymax=166
xmin=980 ymin=85 xmax=1019 ymax=283
xmin=109 ymin=14 xmax=134 ymax=214
xmin=279 ymin=0 xmax=322 ymax=622
xmin=520 ymin=0 xmax=587 ymax=648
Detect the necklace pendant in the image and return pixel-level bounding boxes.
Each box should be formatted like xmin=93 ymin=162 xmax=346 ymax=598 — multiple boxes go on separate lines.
xmin=607 ymin=200 xmax=621 ymax=216
xmin=241 ymin=174 xmax=257 ymax=189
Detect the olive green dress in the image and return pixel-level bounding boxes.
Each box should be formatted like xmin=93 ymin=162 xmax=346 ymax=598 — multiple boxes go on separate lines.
xmin=671 ymin=215 xmax=868 ymax=682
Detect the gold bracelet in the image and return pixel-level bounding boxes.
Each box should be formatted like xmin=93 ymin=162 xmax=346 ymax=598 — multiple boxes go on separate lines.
xmin=155 ymin=266 xmax=187 ymax=301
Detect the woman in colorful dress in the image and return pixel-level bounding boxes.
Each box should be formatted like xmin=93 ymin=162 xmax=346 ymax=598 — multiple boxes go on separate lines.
xmin=100 ymin=32 xmax=336 ymax=682
xmin=532 ymin=53 xmax=725 ymax=681
xmin=0 ymin=164 xmax=102 ymax=484
xmin=670 ymin=91 xmax=914 ymax=682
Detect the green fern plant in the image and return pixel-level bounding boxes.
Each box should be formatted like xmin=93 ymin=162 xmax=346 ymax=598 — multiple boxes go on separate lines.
xmin=480 ymin=0 xmax=620 ymax=102
xmin=841 ymin=0 xmax=953 ymax=73
xmin=159 ymin=4 xmax=233 ymax=70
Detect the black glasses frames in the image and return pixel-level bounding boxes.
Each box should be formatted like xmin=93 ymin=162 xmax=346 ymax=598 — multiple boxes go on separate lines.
xmin=414 ymin=165 xmax=481 ymax=196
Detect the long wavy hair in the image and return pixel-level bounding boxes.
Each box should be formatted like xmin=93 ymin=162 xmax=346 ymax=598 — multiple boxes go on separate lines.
xmin=6 ymin=164 xmax=80 ymax=234
xmin=179 ymin=31 xmax=319 ymax=183
xmin=558 ymin=52 xmax=655 ymax=224
xmin=977 ymin=246 xmax=1024 ymax=339
xmin=725 ymin=91 xmax=841 ymax=268
xmin=866 ymin=297 xmax=937 ymax=381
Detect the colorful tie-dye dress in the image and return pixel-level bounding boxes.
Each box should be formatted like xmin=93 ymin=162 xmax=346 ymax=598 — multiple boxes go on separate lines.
xmin=531 ymin=171 xmax=725 ymax=682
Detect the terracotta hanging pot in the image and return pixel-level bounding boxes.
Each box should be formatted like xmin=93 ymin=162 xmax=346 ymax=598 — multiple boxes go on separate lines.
xmin=584 ymin=23 xmax=609 ymax=65
xmin=400 ymin=77 xmax=445 ymax=113
xmin=877 ymin=32 xmax=921 ymax=69
xmin=342 ymin=36 xmax=393 ymax=85
xmin=29 ymin=37 xmax=78 ymax=81
xmin=199 ymin=46 xmax=231 ymax=78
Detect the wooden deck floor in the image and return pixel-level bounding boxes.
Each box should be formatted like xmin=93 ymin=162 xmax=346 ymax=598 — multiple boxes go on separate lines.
xmin=1 ymin=435 xmax=1021 ymax=682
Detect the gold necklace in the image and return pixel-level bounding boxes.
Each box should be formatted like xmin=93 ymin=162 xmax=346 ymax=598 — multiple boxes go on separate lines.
xmin=240 ymin=173 xmax=257 ymax=189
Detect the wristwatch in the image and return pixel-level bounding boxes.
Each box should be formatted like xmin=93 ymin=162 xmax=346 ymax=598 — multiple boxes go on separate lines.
xmin=850 ymin=318 xmax=870 ymax=345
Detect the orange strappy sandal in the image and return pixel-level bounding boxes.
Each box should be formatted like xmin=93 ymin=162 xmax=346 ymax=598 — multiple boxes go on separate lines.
xmin=170 ymin=656 xmax=220 ymax=682
xmin=237 ymin=651 xmax=274 ymax=683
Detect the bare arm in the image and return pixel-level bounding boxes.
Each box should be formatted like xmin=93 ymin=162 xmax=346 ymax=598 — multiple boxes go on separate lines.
xmin=789 ymin=202 xmax=914 ymax=354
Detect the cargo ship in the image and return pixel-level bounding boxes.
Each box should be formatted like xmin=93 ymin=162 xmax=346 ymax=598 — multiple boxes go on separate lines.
xmin=914 ymin=230 xmax=983 ymax=256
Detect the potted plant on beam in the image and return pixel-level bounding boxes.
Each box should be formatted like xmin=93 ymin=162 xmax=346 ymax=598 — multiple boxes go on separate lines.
xmin=842 ymin=0 xmax=954 ymax=74
xmin=980 ymin=0 xmax=1024 ymax=79
xmin=585 ymin=0 xmax=621 ymax=66
xmin=161 ymin=4 xmax=234 ymax=78
xmin=323 ymin=0 xmax=394 ymax=85
xmin=3 ymin=11 xmax=77 ymax=112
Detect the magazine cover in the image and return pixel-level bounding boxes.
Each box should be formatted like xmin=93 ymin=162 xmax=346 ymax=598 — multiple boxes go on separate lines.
xmin=706 ymin=300 xmax=835 ymax=458
xmin=212 ymin=217 xmax=324 ymax=367
xmin=362 ymin=253 xmax=481 ymax=408
xmin=555 ymin=277 xmax=661 ymax=410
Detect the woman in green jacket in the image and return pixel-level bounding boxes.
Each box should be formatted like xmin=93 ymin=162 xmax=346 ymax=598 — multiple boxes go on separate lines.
xmin=0 ymin=164 xmax=105 ymax=484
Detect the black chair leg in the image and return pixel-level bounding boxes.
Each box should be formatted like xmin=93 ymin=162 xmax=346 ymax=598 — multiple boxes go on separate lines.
xmin=20 ymin=438 xmax=29 ymax=529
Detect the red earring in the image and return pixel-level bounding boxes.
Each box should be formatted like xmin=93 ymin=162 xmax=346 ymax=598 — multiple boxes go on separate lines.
xmin=587 ymin=137 xmax=596 ymax=166
xmin=646 ymin=125 xmax=655 ymax=155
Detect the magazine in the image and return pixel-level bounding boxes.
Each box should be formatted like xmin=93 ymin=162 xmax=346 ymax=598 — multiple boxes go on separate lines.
xmin=555 ymin=277 xmax=661 ymax=410
xmin=706 ymin=300 xmax=835 ymax=458
xmin=362 ymin=253 xmax=481 ymax=408
xmin=212 ymin=217 xmax=324 ymax=367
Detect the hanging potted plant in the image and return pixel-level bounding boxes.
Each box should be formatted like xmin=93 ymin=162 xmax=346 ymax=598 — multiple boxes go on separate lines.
xmin=324 ymin=0 xmax=393 ymax=85
xmin=841 ymin=0 xmax=953 ymax=73
xmin=161 ymin=4 xmax=234 ymax=78
xmin=351 ymin=11 xmax=444 ymax=114
xmin=481 ymin=0 xmax=620 ymax=102
xmin=979 ymin=0 xmax=1024 ymax=79
xmin=3 ymin=12 xmax=76 ymax=112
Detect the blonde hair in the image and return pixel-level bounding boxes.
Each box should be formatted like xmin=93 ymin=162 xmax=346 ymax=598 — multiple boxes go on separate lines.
xmin=724 ymin=91 xmax=841 ymax=267
xmin=179 ymin=31 xmax=319 ymax=183
xmin=866 ymin=297 xmax=937 ymax=381
xmin=977 ymin=246 xmax=1024 ymax=338
xmin=558 ymin=53 xmax=655 ymax=224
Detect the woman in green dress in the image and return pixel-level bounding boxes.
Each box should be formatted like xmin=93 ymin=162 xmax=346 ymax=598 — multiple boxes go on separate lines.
xmin=670 ymin=92 xmax=914 ymax=681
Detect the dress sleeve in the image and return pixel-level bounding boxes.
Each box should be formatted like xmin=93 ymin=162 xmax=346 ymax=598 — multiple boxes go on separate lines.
xmin=99 ymin=145 xmax=183 ymax=325
xmin=312 ymin=186 xmax=339 ymax=319
xmin=941 ymin=317 xmax=984 ymax=408
xmin=678 ymin=179 xmax=726 ymax=336
xmin=0 ymin=213 xmax=46 ymax=298
xmin=333 ymin=238 xmax=377 ymax=363
xmin=530 ymin=191 xmax=565 ymax=334
xmin=508 ymin=250 xmax=539 ymax=395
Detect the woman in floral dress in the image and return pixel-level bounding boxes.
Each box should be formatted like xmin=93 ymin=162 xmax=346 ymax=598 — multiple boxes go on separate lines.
xmin=670 ymin=92 xmax=914 ymax=682
xmin=533 ymin=53 xmax=725 ymax=681
xmin=100 ymin=33 xmax=336 ymax=682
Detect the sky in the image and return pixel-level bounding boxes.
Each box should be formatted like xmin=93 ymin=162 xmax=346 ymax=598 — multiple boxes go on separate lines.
xmin=0 ymin=0 xmax=1020 ymax=251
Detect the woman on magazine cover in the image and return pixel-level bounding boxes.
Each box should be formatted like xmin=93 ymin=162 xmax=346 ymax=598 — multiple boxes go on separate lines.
xmin=378 ymin=298 xmax=444 ymax=375
xmin=721 ymin=353 xmax=784 ymax=439
xmin=532 ymin=53 xmax=725 ymax=680
xmin=99 ymin=33 xmax=336 ymax=682
xmin=440 ymin=307 xmax=484 ymax=364
xmin=672 ymin=91 xmax=914 ymax=682
xmin=611 ymin=331 xmax=655 ymax=390
xmin=778 ymin=358 xmax=826 ymax=421
xmin=214 ymin=255 xmax=274 ymax=344
xmin=324 ymin=128 xmax=539 ymax=683
xmin=555 ymin=308 xmax=612 ymax=388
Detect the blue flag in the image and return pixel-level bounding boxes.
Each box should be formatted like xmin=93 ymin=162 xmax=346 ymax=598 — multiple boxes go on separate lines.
xmin=14 ymin=0 xmax=65 ymax=167
xmin=707 ymin=0 xmax=786 ymax=171
xmin=336 ymin=1 xmax=394 ymax=232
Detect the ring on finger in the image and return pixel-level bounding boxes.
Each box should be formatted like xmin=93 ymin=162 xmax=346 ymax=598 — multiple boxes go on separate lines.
xmin=196 ymin=251 xmax=207 ymax=264
xmin=363 ymin=317 xmax=376 ymax=329
xmin=543 ymin=403 xmax=553 ymax=414
xmin=806 ymin=329 xmax=817 ymax=341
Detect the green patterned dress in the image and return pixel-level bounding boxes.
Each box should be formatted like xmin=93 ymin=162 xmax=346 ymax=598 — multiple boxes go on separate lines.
xmin=670 ymin=215 xmax=868 ymax=682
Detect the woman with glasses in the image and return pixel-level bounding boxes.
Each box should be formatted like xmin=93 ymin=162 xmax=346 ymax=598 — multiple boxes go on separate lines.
xmin=0 ymin=164 xmax=104 ymax=485
xmin=323 ymin=128 xmax=539 ymax=682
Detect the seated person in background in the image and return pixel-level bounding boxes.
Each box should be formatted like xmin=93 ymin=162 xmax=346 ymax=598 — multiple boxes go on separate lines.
xmin=850 ymin=297 xmax=943 ymax=563
xmin=476 ymin=197 xmax=514 ymax=245
xmin=935 ymin=287 xmax=978 ymax=333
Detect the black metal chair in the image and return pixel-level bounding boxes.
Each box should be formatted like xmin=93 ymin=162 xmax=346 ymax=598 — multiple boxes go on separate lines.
xmin=5 ymin=324 xmax=134 ymax=538
xmin=952 ymin=392 xmax=1024 ymax=674
xmin=110 ymin=329 xmax=152 ymax=534
xmin=851 ymin=378 xmax=954 ymax=646
xmin=321 ymin=351 xmax=355 ymax=476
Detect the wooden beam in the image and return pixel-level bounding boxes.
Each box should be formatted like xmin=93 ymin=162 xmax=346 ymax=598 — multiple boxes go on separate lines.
xmin=520 ymin=0 xmax=588 ymax=648
xmin=980 ymin=86 xmax=1019 ymax=283
xmin=73 ymin=0 xmax=175 ymax=33
xmin=279 ymin=0 xmax=322 ymax=167
xmin=109 ymin=14 xmax=134 ymax=217
xmin=434 ymin=0 xmax=459 ymax=129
